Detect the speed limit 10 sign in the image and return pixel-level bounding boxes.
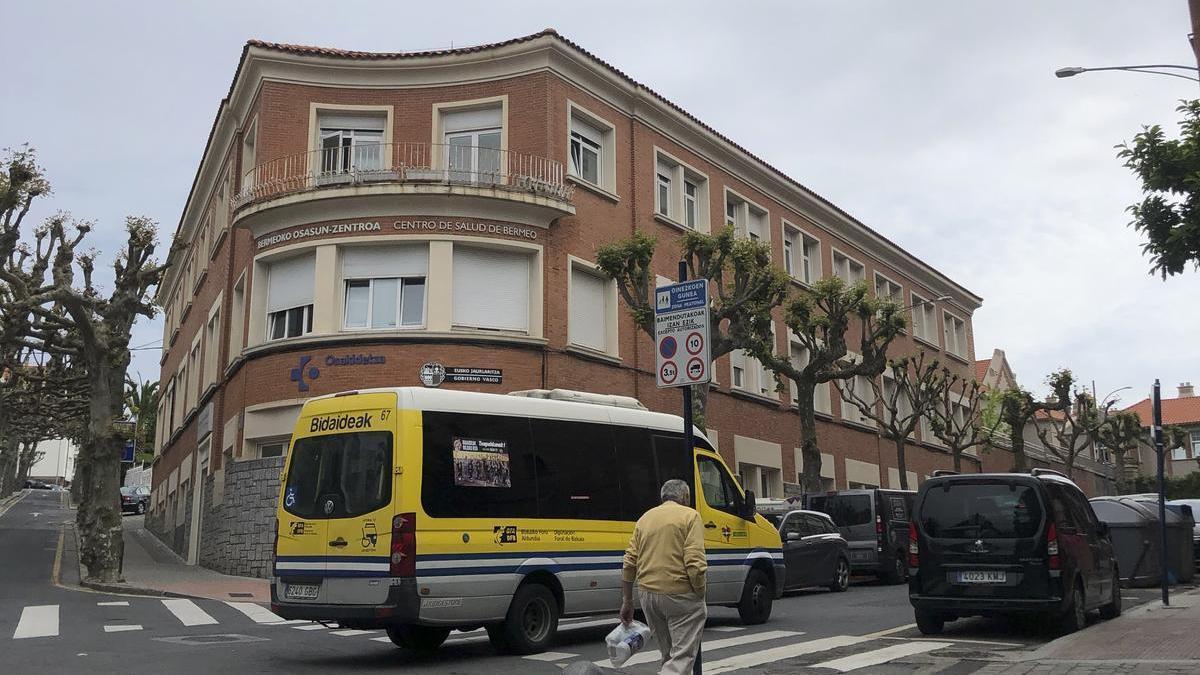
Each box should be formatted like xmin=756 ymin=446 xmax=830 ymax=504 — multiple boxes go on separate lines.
xmin=654 ymin=280 xmax=710 ymax=388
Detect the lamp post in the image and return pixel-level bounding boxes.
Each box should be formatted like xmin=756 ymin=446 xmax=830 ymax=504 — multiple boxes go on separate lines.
xmin=1055 ymin=64 xmax=1200 ymax=84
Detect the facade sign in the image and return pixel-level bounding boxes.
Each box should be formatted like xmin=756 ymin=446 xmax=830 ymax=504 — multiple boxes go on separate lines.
xmin=291 ymin=353 xmax=389 ymax=392
xmin=256 ymin=219 xmax=538 ymax=250
xmin=112 ymin=419 xmax=137 ymax=437
xmin=122 ymin=440 xmax=135 ymax=463
xmin=419 ymin=362 xmax=503 ymax=387
xmin=654 ymin=280 xmax=710 ymax=388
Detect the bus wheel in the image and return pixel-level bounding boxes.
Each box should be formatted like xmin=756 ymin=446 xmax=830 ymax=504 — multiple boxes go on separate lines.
xmin=493 ymin=583 xmax=559 ymax=655
xmin=385 ymin=625 xmax=450 ymax=652
xmin=737 ymin=569 xmax=773 ymax=625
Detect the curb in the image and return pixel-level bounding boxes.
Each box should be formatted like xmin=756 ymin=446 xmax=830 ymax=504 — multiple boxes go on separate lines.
xmin=0 ymin=489 xmax=27 ymax=517
xmin=1011 ymin=586 xmax=1200 ymax=663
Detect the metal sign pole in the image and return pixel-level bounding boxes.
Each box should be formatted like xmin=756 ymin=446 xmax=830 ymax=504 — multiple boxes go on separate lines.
xmin=1153 ymin=379 xmax=1169 ymax=606
xmin=679 ymin=261 xmax=695 ymax=490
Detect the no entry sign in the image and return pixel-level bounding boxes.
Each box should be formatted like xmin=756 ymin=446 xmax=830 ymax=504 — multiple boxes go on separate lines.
xmin=654 ymin=280 xmax=710 ymax=388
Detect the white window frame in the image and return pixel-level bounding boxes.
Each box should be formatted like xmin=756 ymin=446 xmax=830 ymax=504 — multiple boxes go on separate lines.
xmin=656 ymin=169 xmax=672 ymax=218
xmin=227 ymin=272 xmax=245 ymax=365
xmin=874 ymin=271 xmax=903 ymax=303
xmin=831 ymin=248 xmax=866 ymax=285
xmin=943 ymin=310 xmax=968 ymax=358
xmin=911 ymin=292 xmax=940 ymax=346
xmin=203 ymin=296 xmax=222 ymax=392
xmin=723 ymin=187 xmax=769 ymax=243
xmin=841 ymin=373 xmax=877 ymax=427
xmin=256 ymin=438 xmax=289 ymax=460
xmin=788 ymin=340 xmax=832 ymax=414
xmin=653 ymin=149 xmax=711 ymax=232
xmin=567 ymin=101 xmax=617 ymax=195
xmin=343 ymin=277 xmax=427 ymax=331
xmin=309 ymin=104 xmax=395 ymax=173
xmin=268 ymin=305 xmax=313 ymax=341
xmin=567 ymin=257 xmax=619 ymax=357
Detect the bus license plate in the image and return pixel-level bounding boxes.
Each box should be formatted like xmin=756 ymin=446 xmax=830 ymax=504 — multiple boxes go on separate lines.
xmin=957 ymin=570 xmax=1006 ymax=584
xmin=286 ymin=583 xmax=320 ymax=600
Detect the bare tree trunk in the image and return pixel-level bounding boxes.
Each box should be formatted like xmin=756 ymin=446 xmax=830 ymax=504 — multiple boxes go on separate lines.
xmin=893 ymin=437 xmax=909 ymax=490
xmin=16 ymin=439 xmax=40 ymax=486
xmin=692 ymin=383 xmax=709 ymax=433
xmin=0 ymin=408 xmax=16 ymax=494
xmin=951 ymin=448 xmax=963 ymax=473
xmin=796 ymin=379 xmax=823 ymax=494
xmin=1113 ymin=449 xmax=1128 ymax=494
xmin=76 ymin=363 xmax=125 ymax=582
xmin=1010 ymin=433 xmax=1028 ymax=473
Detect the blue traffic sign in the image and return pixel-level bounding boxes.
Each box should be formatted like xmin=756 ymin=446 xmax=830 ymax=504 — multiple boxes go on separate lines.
xmin=122 ymin=440 xmax=135 ymax=463
xmin=659 ymin=335 xmax=678 ymax=359
xmin=655 ymin=280 xmax=708 ymax=315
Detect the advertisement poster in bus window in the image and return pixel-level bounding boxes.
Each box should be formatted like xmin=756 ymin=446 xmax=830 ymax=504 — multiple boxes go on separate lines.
xmin=452 ymin=437 xmax=511 ymax=487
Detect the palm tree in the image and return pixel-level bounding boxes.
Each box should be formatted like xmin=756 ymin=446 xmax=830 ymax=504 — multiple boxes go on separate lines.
xmin=124 ymin=376 xmax=160 ymax=457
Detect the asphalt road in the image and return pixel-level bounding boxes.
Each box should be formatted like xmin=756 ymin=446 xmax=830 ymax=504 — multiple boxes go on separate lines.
xmin=0 ymin=489 xmax=1166 ymax=674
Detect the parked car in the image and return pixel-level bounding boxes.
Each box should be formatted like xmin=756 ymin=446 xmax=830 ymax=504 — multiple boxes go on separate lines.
xmin=807 ymin=488 xmax=914 ymax=583
xmin=120 ymin=486 xmax=151 ymax=515
xmin=908 ymin=469 xmax=1120 ymax=636
xmin=757 ymin=500 xmax=851 ymax=592
xmin=25 ymin=480 xmax=53 ymax=490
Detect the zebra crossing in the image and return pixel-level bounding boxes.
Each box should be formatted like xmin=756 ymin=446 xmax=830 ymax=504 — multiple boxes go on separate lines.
xmin=6 ymin=598 xmax=961 ymax=672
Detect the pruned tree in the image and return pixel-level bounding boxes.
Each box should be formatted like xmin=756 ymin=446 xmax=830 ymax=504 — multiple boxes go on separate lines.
xmin=1097 ymin=411 xmax=1148 ymax=493
xmin=0 ymin=147 xmax=171 ymax=582
xmin=596 ymin=227 xmax=788 ymax=430
xmin=1034 ymin=371 xmax=1105 ymax=477
xmin=993 ymin=369 xmax=1072 ymax=473
xmin=1117 ymin=99 xmax=1200 ymax=278
xmin=834 ymin=351 xmax=944 ymax=489
xmin=928 ymin=371 xmax=989 ymax=473
xmin=750 ymin=276 xmax=904 ymax=494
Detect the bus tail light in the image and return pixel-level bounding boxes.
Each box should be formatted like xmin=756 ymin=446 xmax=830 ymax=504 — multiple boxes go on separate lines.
xmin=391 ymin=512 xmax=416 ymax=577
xmin=1046 ymin=522 xmax=1060 ymax=570
xmin=908 ymin=521 xmax=919 ymax=568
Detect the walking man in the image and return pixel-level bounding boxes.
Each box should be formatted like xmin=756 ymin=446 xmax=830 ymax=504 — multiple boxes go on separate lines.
xmin=620 ymin=479 xmax=706 ymax=675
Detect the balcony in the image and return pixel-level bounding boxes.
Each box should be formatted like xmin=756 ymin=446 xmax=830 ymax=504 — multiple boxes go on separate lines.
xmin=233 ymin=142 xmax=575 ymax=228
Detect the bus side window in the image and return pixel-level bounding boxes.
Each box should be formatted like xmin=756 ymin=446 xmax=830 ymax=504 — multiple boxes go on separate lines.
xmin=420 ymin=411 xmax=538 ymax=518
xmin=615 ymin=427 xmax=658 ymax=521
xmin=529 ymin=419 xmax=620 ymax=520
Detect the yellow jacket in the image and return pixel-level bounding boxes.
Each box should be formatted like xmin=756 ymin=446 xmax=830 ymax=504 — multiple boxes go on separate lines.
xmin=622 ymin=500 xmax=707 ymax=597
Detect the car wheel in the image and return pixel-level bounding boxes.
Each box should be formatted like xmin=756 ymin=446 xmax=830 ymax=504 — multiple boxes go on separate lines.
xmin=493 ymin=583 xmax=559 ymax=655
xmin=1099 ymin=568 xmax=1122 ymax=620
xmin=136 ymin=502 xmax=146 ymax=515
xmin=828 ymin=557 xmax=850 ymax=593
xmin=915 ymin=610 xmax=944 ymax=635
xmin=1057 ymin=583 xmax=1086 ymax=635
xmin=880 ymin=552 xmax=907 ymax=584
xmin=737 ymin=569 xmax=773 ymax=625
xmin=385 ymin=625 xmax=450 ymax=652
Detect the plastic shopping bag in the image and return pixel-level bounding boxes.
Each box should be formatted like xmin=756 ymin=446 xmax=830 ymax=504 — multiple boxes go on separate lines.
xmin=605 ymin=620 xmax=651 ymax=667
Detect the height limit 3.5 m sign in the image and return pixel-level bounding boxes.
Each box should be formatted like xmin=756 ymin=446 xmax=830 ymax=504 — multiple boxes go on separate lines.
xmin=654 ymin=280 xmax=710 ymax=388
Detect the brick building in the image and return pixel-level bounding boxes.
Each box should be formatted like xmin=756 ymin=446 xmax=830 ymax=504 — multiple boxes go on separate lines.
xmin=148 ymin=30 xmax=985 ymax=573
xmin=1124 ymin=382 xmax=1200 ymax=479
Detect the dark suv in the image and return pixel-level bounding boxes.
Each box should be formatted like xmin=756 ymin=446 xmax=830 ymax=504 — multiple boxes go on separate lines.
xmin=908 ymin=469 xmax=1120 ymax=635
xmin=807 ymin=489 xmax=914 ymax=583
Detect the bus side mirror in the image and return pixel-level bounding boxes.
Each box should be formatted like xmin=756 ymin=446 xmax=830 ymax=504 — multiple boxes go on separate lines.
xmin=742 ymin=490 xmax=757 ymax=520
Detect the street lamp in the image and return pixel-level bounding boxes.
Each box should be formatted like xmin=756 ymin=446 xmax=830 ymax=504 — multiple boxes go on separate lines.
xmin=1055 ymin=64 xmax=1200 ymax=84
xmin=901 ymin=294 xmax=951 ymax=311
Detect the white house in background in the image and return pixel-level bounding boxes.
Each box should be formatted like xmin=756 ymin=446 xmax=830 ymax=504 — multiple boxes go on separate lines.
xmin=27 ymin=438 xmax=78 ymax=484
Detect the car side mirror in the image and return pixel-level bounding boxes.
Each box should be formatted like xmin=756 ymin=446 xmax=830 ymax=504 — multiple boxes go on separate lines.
xmin=785 ymin=531 xmax=801 ymax=542
xmin=742 ymin=490 xmax=757 ymax=520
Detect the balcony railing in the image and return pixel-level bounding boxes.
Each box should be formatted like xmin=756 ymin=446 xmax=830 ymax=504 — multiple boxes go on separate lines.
xmin=234 ymin=142 xmax=573 ymax=208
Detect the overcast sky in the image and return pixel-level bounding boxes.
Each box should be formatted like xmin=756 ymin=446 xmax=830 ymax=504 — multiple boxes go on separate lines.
xmin=4 ymin=1 xmax=1197 ymax=407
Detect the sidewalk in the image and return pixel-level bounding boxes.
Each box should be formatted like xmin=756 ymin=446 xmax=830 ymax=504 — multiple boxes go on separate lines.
xmin=976 ymin=588 xmax=1200 ymax=674
xmin=76 ymin=514 xmax=270 ymax=602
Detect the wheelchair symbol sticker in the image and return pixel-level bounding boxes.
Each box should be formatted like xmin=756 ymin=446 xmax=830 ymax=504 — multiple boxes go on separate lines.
xmin=284 ymin=487 xmax=297 ymax=508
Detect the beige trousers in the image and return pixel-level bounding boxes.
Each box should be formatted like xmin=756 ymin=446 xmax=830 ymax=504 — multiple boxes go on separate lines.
xmin=637 ymin=588 xmax=706 ymax=675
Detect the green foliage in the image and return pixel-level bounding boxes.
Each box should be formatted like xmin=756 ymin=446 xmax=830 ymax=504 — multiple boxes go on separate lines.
xmin=123 ymin=377 xmax=159 ymax=454
xmin=1127 ymin=473 xmax=1200 ymax=500
xmin=1117 ymin=99 xmax=1200 ymax=278
xmin=981 ymin=388 xmax=1010 ymax=438
xmin=595 ymin=230 xmax=657 ymax=331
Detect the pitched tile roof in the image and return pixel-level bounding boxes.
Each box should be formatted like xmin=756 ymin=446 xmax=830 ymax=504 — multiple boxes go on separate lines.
xmin=975 ymin=359 xmax=990 ymax=383
xmin=1122 ymin=396 xmax=1200 ymax=427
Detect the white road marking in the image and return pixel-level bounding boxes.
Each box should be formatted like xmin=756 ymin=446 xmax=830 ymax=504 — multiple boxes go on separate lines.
xmin=330 ymin=629 xmax=378 ymax=636
xmin=293 ymin=624 xmax=328 ymax=631
xmin=523 ymin=651 xmax=578 ymax=661
xmin=161 ymin=599 xmax=218 ymax=627
xmin=860 ymin=623 xmax=916 ymax=638
xmin=103 ymin=625 xmax=143 ymax=633
xmin=599 ymin=630 xmax=802 ymax=668
xmin=879 ymin=635 xmax=1024 ymax=648
xmin=224 ymin=602 xmax=284 ymax=624
xmin=812 ymin=640 xmax=952 ymax=672
xmin=557 ymin=618 xmax=621 ymax=632
xmin=13 ymin=605 xmax=59 ymax=639
xmin=708 ymin=626 xmax=745 ymax=633
xmin=97 ymin=601 xmax=129 ymax=607
xmin=371 ymin=636 xmax=393 ymax=643
xmin=706 ymin=635 xmax=872 ymax=674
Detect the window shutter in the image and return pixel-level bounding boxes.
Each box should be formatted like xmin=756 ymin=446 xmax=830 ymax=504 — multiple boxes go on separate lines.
xmin=452 ymin=247 xmax=529 ymax=331
xmin=342 ymin=245 xmax=428 ymax=279
xmin=570 ymin=267 xmax=608 ymax=351
xmin=318 ymin=113 xmax=386 ymax=131
xmin=442 ymin=107 xmax=502 ymax=133
xmin=571 ymin=115 xmax=604 ymax=144
xmin=266 ymin=254 xmax=315 ymax=313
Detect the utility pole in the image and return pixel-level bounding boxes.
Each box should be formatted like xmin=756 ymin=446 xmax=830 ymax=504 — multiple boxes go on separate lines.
xmin=1153 ymin=379 xmax=1169 ymax=606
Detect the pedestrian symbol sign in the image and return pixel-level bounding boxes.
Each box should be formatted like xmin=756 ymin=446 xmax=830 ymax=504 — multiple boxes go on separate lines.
xmin=654 ymin=279 xmax=710 ymax=388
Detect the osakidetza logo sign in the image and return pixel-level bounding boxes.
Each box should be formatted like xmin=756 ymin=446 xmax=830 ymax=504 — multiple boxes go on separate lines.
xmin=308 ymin=412 xmax=374 ymax=433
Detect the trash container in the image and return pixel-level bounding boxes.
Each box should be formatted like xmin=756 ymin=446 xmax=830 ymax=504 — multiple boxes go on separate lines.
xmin=1167 ymin=499 xmax=1200 ymax=569
xmin=1129 ymin=497 xmax=1195 ymax=584
xmin=1089 ymin=497 xmax=1161 ymax=587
